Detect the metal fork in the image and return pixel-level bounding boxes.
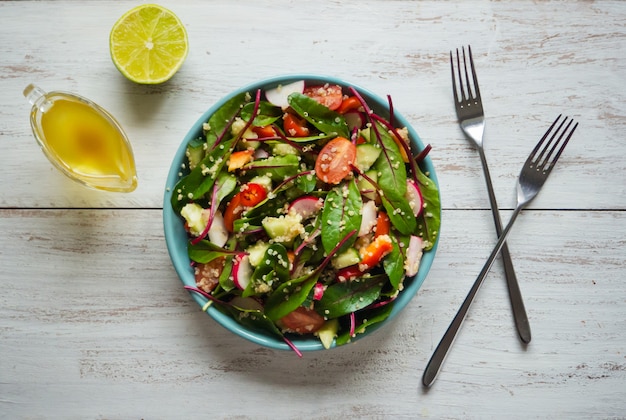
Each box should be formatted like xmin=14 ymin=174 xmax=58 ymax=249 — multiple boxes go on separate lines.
xmin=422 ymin=115 xmax=579 ymax=387
xmin=451 ymin=46 xmax=531 ymax=344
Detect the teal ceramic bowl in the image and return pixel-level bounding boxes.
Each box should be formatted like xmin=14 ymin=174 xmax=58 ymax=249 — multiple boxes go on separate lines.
xmin=163 ymin=75 xmax=440 ymax=352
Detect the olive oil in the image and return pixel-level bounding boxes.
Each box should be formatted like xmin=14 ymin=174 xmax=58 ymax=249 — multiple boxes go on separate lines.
xmin=24 ymin=84 xmax=137 ymax=192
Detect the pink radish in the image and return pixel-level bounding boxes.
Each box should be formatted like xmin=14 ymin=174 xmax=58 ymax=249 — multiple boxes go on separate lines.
xmin=406 ymin=180 xmax=424 ymax=217
xmin=233 ymin=254 xmax=253 ymax=290
xmin=208 ymin=210 xmax=228 ymax=247
xmin=344 ymin=110 xmax=365 ymax=131
xmin=405 ymin=235 xmax=423 ymax=277
xmin=288 ymin=195 xmax=323 ymax=220
xmin=358 ymin=200 xmax=378 ymax=236
xmin=313 ymin=282 xmax=325 ymax=301
xmin=253 ymin=148 xmax=270 ymax=159
xmin=265 ymin=80 xmax=305 ymax=109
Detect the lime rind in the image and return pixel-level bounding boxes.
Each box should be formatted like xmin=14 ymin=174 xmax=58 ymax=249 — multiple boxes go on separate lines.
xmin=110 ymin=4 xmax=188 ymax=84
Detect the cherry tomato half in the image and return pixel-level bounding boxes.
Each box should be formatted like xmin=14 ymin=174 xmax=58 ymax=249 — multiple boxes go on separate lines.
xmin=314 ymin=136 xmax=356 ymax=185
xmin=279 ymin=306 xmax=325 ymax=334
xmin=303 ymin=84 xmax=343 ymax=111
xmin=239 ymin=183 xmax=267 ymax=207
xmin=283 ymin=112 xmax=310 ymax=137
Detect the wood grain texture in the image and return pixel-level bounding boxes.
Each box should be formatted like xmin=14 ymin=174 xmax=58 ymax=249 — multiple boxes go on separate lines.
xmin=1 ymin=0 xmax=625 ymax=418
xmin=1 ymin=209 xmax=624 ymax=418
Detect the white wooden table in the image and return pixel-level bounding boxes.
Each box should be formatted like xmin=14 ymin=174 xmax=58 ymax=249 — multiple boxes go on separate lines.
xmin=1 ymin=1 xmax=625 ymax=418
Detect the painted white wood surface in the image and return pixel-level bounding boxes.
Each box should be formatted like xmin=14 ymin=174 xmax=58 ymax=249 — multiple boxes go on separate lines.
xmin=1 ymin=1 xmax=625 ymax=419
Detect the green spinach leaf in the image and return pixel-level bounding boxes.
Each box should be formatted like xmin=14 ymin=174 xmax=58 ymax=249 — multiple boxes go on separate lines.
xmin=205 ymin=92 xmax=249 ymax=147
xmin=241 ymin=101 xmax=282 ymax=127
xmin=384 ymin=235 xmax=406 ymax=290
xmin=414 ymin=165 xmax=441 ymax=250
xmin=170 ymin=138 xmax=235 ymax=212
xmin=264 ymin=276 xmax=318 ymax=321
xmin=288 ymin=93 xmax=350 ymax=138
xmin=243 ymin=154 xmax=300 ymax=182
xmin=321 ymin=179 xmax=362 ymax=255
xmin=188 ymin=240 xmax=239 ymax=264
xmin=335 ymin=302 xmax=394 ymax=345
xmin=316 ymin=275 xmax=384 ymax=319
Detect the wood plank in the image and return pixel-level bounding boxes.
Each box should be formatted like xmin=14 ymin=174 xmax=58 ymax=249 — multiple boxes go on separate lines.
xmin=1 ymin=208 xmax=624 ymax=417
xmin=0 ymin=1 xmax=624 ymax=209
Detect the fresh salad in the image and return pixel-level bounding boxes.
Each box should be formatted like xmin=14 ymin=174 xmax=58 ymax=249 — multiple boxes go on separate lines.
xmin=170 ymin=80 xmax=440 ymax=353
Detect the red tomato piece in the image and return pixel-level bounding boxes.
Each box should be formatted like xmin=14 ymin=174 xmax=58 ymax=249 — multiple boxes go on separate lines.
xmin=359 ymin=234 xmax=393 ymax=270
xmin=283 ymin=112 xmax=310 ymax=137
xmin=239 ymin=183 xmax=267 ymax=207
xmin=279 ymin=306 xmax=325 ymax=334
xmin=374 ymin=211 xmax=390 ymax=237
xmin=252 ymin=125 xmax=277 ymax=138
xmin=223 ymin=193 xmax=244 ymax=232
xmin=314 ymin=136 xmax=356 ymax=184
xmin=303 ymin=84 xmax=343 ymax=111
xmin=337 ymin=96 xmax=361 ymax=114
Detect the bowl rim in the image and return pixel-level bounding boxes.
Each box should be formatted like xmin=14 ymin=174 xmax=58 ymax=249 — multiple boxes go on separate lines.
xmin=163 ymin=74 xmax=440 ymax=352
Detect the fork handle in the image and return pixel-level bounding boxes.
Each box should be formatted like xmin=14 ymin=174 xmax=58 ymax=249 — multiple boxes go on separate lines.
xmin=422 ymin=204 xmax=524 ymax=387
xmin=477 ymin=148 xmax=532 ymax=344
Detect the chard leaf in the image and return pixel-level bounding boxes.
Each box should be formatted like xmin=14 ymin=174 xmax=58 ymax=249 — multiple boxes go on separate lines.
xmin=384 ymin=235 xmax=406 ymax=290
xmin=288 ymin=93 xmax=350 ymax=138
xmin=244 ymin=154 xmax=300 ymax=182
xmin=316 ymin=275 xmax=384 ymax=319
xmin=380 ymin=193 xmax=416 ymax=236
xmin=188 ymin=240 xmax=239 ymax=264
xmin=243 ymin=244 xmax=290 ymax=298
xmin=414 ymin=165 xmax=441 ymax=251
xmin=218 ymin=258 xmax=235 ymax=291
xmin=372 ymin=123 xmax=407 ymax=198
xmin=295 ymin=171 xmax=318 ymax=193
xmin=321 ymin=179 xmax=362 ymax=255
xmin=284 ymin=133 xmax=337 ymax=143
xmin=216 ymin=304 xmax=284 ymax=338
xmin=205 ymin=92 xmax=249 ymax=147
xmin=215 ymin=172 xmax=237 ymax=205
xmin=252 ymin=243 xmax=289 ymax=284
xmin=241 ymin=101 xmax=282 ymax=127
xmin=264 ymin=276 xmax=318 ymax=321
xmin=335 ymin=302 xmax=394 ymax=346
xmin=171 ymin=138 xmax=235 ymax=212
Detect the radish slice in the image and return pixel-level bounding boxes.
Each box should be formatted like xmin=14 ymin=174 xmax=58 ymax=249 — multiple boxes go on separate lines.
xmin=405 ymin=235 xmax=423 ymax=277
xmin=358 ymin=200 xmax=378 ymax=236
xmin=254 ymin=148 xmax=270 ymax=159
xmin=406 ymin=180 xmax=424 ymax=217
xmin=344 ymin=110 xmax=365 ymax=131
xmin=208 ymin=210 xmax=228 ymax=247
xmin=265 ymin=80 xmax=305 ymax=109
xmin=233 ymin=255 xmax=253 ymax=290
xmin=288 ymin=195 xmax=323 ymax=220
xmin=313 ymin=282 xmax=325 ymax=301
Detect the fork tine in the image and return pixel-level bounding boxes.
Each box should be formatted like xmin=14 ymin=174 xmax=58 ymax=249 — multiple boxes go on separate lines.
xmin=461 ymin=47 xmax=472 ymax=101
xmin=455 ymin=48 xmax=467 ymax=101
xmin=543 ymin=118 xmax=578 ymax=172
xmin=467 ymin=45 xmax=481 ymax=101
xmin=530 ymin=115 xmax=578 ymax=172
xmin=450 ymin=51 xmax=459 ymax=104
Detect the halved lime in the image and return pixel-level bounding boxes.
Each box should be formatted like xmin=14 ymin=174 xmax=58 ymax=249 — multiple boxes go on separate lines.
xmin=110 ymin=4 xmax=188 ymax=84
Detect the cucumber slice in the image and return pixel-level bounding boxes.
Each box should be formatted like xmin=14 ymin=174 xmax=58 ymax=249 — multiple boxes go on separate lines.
xmin=355 ymin=143 xmax=382 ymax=172
xmin=331 ymin=247 xmax=361 ymax=269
